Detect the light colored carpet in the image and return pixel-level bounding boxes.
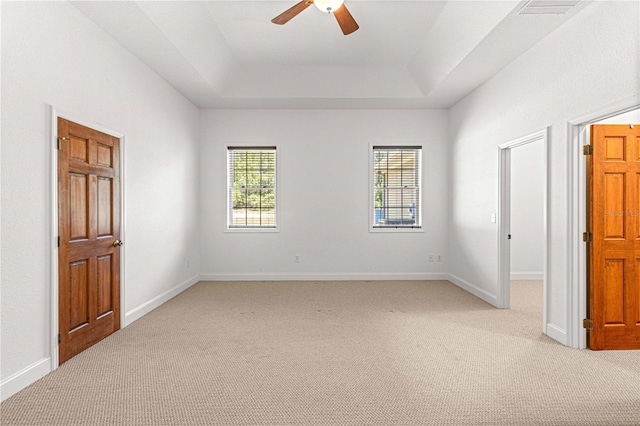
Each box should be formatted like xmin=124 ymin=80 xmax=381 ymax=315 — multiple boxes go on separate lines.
xmin=1 ymin=280 xmax=639 ymax=425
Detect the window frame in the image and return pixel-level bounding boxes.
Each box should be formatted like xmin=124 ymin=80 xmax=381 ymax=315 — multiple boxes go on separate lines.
xmin=369 ymin=144 xmax=424 ymax=233
xmin=225 ymin=145 xmax=279 ymax=233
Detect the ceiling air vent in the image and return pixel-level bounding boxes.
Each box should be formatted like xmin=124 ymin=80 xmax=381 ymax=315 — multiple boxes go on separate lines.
xmin=517 ymin=0 xmax=581 ymax=15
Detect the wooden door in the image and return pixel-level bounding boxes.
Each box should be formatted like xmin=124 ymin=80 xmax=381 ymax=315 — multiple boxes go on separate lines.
xmin=588 ymin=124 xmax=640 ymax=350
xmin=58 ymin=118 xmax=121 ymax=364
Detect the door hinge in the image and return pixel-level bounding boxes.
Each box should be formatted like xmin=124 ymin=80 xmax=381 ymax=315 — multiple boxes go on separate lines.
xmin=583 ymin=145 xmax=593 ymax=155
xmin=57 ymin=137 xmax=69 ymax=150
xmin=582 ymin=232 xmax=593 ymax=242
xmin=583 ymin=318 xmax=593 ymax=331
xmin=57 ymin=236 xmax=61 ymax=247
xmin=58 ymin=333 xmax=61 ymax=344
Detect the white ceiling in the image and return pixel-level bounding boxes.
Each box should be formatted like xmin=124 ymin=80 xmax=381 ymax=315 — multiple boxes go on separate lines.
xmin=72 ymin=0 xmax=590 ymax=109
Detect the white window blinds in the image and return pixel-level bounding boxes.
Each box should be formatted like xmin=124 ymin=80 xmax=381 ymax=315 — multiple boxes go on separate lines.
xmin=372 ymin=146 xmax=421 ymax=228
xmin=227 ymin=147 xmax=277 ymax=228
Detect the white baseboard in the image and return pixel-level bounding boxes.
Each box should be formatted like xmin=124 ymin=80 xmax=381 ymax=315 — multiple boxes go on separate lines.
xmin=1 ymin=357 xmax=51 ymax=402
xmin=546 ymin=323 xmax=567 ymax=345
xmin=199 ymin=272 xmax=449 ymax=281
xmin=447 ymin=273 xmax=499 ymax=307
xmin=510 ymin=272 xmax=544 ymax=280
xmin=124 ymin=274 xmax=200 ymax=326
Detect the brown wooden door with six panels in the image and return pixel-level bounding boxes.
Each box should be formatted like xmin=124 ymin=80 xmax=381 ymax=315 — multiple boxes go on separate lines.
xmin=588 ymin=124 xmax=640 ymax=350
xmin=58 ymin=118 xmax=121 ymax=364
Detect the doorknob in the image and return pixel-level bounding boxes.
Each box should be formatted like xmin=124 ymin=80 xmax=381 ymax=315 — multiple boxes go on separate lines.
xmin=113 ymin=240 xmax=123 ymax=247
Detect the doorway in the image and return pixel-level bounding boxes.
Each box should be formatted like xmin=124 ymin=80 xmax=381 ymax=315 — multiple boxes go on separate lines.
xmin=569 ymin=101 xmax=640 ymax=349
xmin=51 ymin=109 xmax=125 ymax=367
xmin=498 ymin=128 xmax=549 ymax=334
xmin=510 ymin=139 xmax=545 ymax=322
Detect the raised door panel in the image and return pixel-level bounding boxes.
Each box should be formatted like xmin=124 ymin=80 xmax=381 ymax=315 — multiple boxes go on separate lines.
xmin=97 ymin=143 xmax=113 ymax=168
xmin=96 ymin=255 xmax=113 ymax=318
xmin=69 ymin=174 xmax=89 ymax=241
xmin=604 ymin=136 xmax=625 ymax=161
xmin=603 ymin=173 xmax=625 ymax=239
xmin=68 ymin=259 xmax=90 ymax=332
xmin=603 ymin=259 xmax=625 ymax=325
xmin=97 ymin=177 xmax=113 ymax=237
xmin=70 ymin=136 xmax=89 ymax=164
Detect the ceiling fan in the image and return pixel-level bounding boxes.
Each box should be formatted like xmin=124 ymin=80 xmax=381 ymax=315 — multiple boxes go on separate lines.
xmin=271 ymin=0 xmax=359 ymax=35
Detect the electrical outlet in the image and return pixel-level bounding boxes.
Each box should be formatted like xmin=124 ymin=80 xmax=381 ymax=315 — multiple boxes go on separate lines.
xmin=428 ymin=254 xmax=434 ymax=262
xmin=295 ymin=254 xmax=300 ymax=263
xmin=437 ymin=254 xmax=442 ymax=262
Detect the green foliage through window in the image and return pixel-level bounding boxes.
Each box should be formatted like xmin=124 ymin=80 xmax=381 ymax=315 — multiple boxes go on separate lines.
xmin=228 ymin=148 xmax=276 ymax=228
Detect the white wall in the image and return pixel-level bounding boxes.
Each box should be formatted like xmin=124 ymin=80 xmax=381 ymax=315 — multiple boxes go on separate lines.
xmin=510 ymin=140 xmax=544 ymax=279
xmin=1 ymin=2 xmax=200 ymax=400
xmin=448 ymin=0 xmax=639 ymax=344
xmin=200 ymin=109 xmax=449 ymax=280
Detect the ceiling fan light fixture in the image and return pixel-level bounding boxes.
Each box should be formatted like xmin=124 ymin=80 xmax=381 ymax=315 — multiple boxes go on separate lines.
xmin=271 ymin=0 xmax=358 ymax=35
xmin=314 ymin=0 xmax=344 ymax=14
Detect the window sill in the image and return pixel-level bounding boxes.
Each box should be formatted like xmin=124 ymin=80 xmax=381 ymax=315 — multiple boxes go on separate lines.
xmin=370 ymin=226 xmax=424 ymax=233
xmin=225 ymin=227 xmax=279 ymax=233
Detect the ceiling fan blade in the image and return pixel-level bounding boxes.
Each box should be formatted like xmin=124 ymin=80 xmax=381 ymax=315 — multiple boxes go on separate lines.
xmin=333 ymin=4 xmax=359 ymax=35
xmin=271 ymin=1 xmax=313 ymax=25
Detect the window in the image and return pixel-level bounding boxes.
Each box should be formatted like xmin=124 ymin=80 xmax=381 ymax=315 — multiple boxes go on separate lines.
xmin=371 ymin=146 xmax=421 ymax=229
xmin=227 ymin=147 xmax=277 ymax=229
